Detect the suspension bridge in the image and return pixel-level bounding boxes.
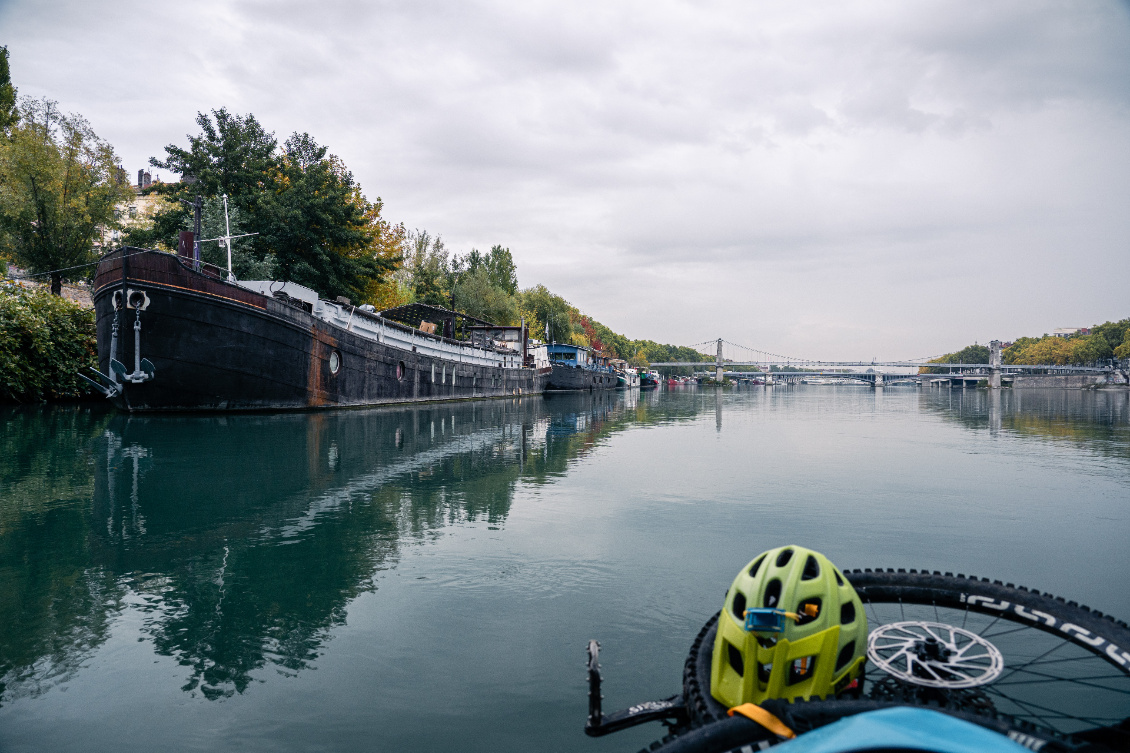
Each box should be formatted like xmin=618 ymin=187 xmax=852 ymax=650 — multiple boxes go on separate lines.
xmin=649 ymin=339 xmax=1127 ymax=388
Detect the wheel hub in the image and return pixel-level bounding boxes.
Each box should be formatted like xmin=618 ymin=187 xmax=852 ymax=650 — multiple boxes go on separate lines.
xmin=867 ymin=621 xmax=1004 ymax=689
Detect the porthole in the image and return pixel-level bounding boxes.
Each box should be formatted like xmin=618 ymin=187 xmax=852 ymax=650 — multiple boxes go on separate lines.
xmin=329 ymin=350 xmax=341 ymax=374
xmin=397 ymin=361 xmax=405 ymax=381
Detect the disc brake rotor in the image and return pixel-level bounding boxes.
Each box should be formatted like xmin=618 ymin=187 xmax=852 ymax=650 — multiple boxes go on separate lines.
xmin=867 ymin=620 xmax=1004 ymax=689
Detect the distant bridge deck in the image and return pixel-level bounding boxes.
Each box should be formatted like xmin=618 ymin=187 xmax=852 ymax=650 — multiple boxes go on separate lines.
xmin=649 ymin=361 xmax=1113 ymax=373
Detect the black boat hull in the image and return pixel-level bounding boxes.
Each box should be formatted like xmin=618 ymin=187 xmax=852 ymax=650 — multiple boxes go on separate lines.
xmin=546 ymin=364 xmax=619 ymax=391
xmin=92 ymin=249 xmax=549 ymax=412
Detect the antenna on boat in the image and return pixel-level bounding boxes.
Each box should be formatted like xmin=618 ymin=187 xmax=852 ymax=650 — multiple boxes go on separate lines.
xmin=223 ymin=194 xmax=233 ymax=278
xmin=200 ymin=194 xmax=257 ymax=281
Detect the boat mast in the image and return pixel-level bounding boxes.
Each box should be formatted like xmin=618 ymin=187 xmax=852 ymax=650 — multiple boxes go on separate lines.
xmin=223 ymin=194 xmax=233 ymax=278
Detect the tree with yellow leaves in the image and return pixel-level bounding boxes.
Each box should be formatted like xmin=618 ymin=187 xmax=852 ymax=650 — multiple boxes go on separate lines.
xmin=0 ymin=98 xmax=130 ymax=293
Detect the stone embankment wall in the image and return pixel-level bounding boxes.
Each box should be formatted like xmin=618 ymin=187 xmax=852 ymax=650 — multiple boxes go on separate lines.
xmin=1011 ymin=374 xmax=1117 ymax=389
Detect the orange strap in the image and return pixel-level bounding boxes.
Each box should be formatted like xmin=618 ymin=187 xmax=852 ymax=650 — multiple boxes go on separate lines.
xmin=727 ymin=703 xmax=796 ymax=739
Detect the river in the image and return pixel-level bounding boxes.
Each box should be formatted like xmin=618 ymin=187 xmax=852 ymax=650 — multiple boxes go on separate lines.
xmin=1 ymin=386 xmax=1128 ymax=751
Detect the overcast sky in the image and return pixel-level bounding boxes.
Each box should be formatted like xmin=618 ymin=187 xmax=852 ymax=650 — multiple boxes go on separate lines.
xmin=4 ymin=0 xmax=1129 ymax=360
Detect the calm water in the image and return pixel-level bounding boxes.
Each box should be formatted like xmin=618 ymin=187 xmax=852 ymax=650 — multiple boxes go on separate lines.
xmin=1 ymin=386 xmax=1128 ymax=752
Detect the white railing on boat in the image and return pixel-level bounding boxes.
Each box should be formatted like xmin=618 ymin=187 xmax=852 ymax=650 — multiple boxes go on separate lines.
xmin=315 ymin=300 xmax=522 ymax=369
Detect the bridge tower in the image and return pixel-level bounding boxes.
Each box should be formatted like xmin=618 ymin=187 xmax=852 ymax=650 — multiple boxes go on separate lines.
xmin=989 ymin=340 xmax=1002 ymax=389
xmin=716 ymin=339 xmax=724 ymax=383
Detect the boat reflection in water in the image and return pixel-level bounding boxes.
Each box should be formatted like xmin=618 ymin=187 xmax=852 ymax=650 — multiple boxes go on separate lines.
xmin=0 ymin=390 xmax=666 ymax=704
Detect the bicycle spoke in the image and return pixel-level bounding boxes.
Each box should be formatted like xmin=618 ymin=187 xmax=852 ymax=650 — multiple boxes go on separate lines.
xmin=993 ymin=668 xmax=1130 ymax=695
xmin=976 ymin=614 xmax=1002 ymax=637
xmin=980 ymin=624 xmax=1033 ymax=641
xmin=982 ymin=686 xmax=1120 ymax=728
xmin=996 ymin=639 xmax=1071 ymax=684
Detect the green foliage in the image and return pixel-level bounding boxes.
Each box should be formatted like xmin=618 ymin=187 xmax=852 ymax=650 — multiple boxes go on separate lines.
xmin=0 ymin=281 xmax=96 ymax=402
xmin=135 ymin=113 xmax=402 ymax=303
xmin=922 ymin=343 xmax=991 ymax=373
xmin=0 ymin=46 xmax=16 ymax=132
xmin=256 ymin=133 xmax=398 ymax=301
xmin=1116 ymin=330 xmax=1130 ymax=361
xmin=1004 ymin=333 xmax=1113 ymax=366
xmin=400 ymin=229 xmax=450 ymax=307
xmin=454 ymin=267 xmax=518 ymax=325
xmin=1090 ymin=319 xmax=1130 ymax=353
xmin=460 ymin=245 xmax=518 ymax=296
xmin=0 ymin=99 xmax=130 ymax=294
xmin=1002 ymin=319 xmax=1130 ymax=366
xmin=148 ymin=108 xmax=277 ymax=218
xmin=197 ymin=197 xmax=276 ymax=280
xmin=518 ymin=284 xmax=577 ymax=343
xmin=513 ymin=283 xmax=711 ymax=369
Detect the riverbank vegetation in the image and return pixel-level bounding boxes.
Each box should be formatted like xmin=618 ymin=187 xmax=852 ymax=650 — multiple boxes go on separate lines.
xmin=1005 ymin=319 xmax=1130 ymax=365
xmin=925 ymin=319 xmax=1130 ymax=371
xmin=0 ymin=280 xmax=96 ymax=402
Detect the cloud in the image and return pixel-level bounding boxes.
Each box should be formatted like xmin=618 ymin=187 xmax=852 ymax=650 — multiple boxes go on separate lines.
xmin=3 ymin=0 xmax=1129 ymax=357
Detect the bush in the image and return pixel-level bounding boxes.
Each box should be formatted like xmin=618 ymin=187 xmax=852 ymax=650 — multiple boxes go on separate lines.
xmin=0 ymin=280 xmax=96 ymax=402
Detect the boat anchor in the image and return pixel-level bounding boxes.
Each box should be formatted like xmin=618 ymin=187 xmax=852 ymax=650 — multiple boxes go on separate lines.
xmin=108 ymin=289 xmax=156 ymax=385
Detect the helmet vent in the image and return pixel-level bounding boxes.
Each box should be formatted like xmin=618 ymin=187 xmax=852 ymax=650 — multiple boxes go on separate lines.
xmin=775 ymin=549 xmax=794 ymax=567
xmin=801 ymin=555 xmax=820 ymax=580
xmin=795 ymin=598 xmax=821 ymax=625
xmin=840 ymin=601 xmax=856 ymax=624
xmin=764 ymin=579 xmax=781 ymax=608
xmin=748 ymin=555 xmax=766 ymax=578
xmin=833 ymin=569 xmax=845 ymax=586
xmin=787 ymin=656 xmax=816 ymax=685
xmin=836 ymin=641 xmax=856 ymax=671
xmin=727 ymin=642 xmax=745 ymax=677
xmin=731 ymin=591 xmax=747 ymax=621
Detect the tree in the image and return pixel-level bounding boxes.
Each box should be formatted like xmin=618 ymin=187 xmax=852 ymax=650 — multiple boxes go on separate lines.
xmin=481 ymin=245 xmax=518 ymax=295
xmin=922 ymin=343 xmax=991 ymax=373
xmin=0 ymin=99 xmax=129 ymax=294
xmin=149 ymin=108 xmax=276 ymax=211
xmin=517 ymin=285 xmax=574 ymax=343
xmin=453 ymin=267 xmax=518 ymax=324
xmin=1090 ymin=319 xmax=1130 ymax=353
xmin=197 ymin=196 xmax=275 ymax=280
xmin=130 ymin=108 xmax=278 ymax=251
xmin=0 ymin=46 xmax=16 ymax=132
xmin=1115 ymin=330 xmax=1130 ymax=361
xmin=257 ymin=132 xmax=399 ymax=301
xmin=399 ymin=229 xmax=450 ymax=307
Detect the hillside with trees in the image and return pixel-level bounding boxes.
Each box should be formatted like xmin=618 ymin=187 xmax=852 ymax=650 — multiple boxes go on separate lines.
xmin=925 ymin=319 xmax=1130 ymax=371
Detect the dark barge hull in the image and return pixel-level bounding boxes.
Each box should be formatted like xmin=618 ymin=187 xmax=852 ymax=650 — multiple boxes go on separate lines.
xmin=546 ymin=364 xmax=619 ymax=391
xmin=92 ymin=248 xmax=549 ymax=412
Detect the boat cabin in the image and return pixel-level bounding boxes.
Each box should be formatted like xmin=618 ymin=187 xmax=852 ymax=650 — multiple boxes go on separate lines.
xmin=547 ymin=343 xmax=592 ymax=368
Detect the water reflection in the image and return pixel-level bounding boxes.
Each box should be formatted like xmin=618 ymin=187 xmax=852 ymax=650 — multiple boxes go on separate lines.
xmin=920 ymin=387 xmax=1130 ymax=458
xmin=0 ymin=392 xmax=671 ymax=703
xmin=2 ymin=387 xmax=1126 ymax=708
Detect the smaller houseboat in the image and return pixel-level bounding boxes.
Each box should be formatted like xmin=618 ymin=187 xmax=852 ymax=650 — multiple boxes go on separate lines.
xmin=546 ymin=344 xmax=618 ymax=391
xmin=610 ymin=359 xmax=640 ymax=389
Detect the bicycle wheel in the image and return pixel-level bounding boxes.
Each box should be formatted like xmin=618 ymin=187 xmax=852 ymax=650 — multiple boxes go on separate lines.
xmin=681 ymin=569 xmax=1130 ymax=745
xmin=848 ymin=569 xmax=1130 ymax=740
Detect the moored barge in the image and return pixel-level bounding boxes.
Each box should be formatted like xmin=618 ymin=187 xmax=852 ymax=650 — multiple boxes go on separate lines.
xmin=546 ymin=343 xmax=619 ymax=391
xmin=85 ymin=247 xmax=551 ymax=412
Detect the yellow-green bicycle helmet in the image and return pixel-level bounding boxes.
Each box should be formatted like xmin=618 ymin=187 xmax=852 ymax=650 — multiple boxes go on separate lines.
xmin=711 ymin=545 xmax=867 ymax=707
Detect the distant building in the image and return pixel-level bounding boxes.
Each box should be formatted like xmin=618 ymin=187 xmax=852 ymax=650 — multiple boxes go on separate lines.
xmin=1052 ymin=328 xmax=1090 ymax=338
xmin=95 ymin=167 xmax=172 ymax=250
